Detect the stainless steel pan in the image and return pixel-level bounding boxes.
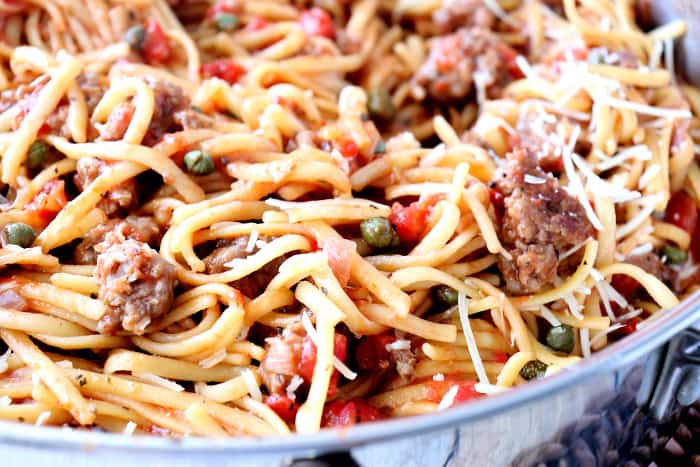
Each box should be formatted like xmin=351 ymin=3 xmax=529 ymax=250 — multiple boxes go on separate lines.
xmin=2 ymin=2 xmax=700 ymax=466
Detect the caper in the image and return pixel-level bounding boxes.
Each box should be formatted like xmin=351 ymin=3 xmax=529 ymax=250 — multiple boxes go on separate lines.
xmin=546 ymin=324 xmax=575 ymax=353
xmin=124 ymin=25 xmax=146 ymax=51
xmin=367 ymin=87 xmax=395 ymax=121
xmin=374 ymin=139 xmax=386 ymax=154
xmin=27 ymin=140 xmax=48 ymax=169
xmin=519 ymin=360 xmax=548 ymax=380
xmin=184 ymin=149 xmax=215 ymax=175
xmin=434 ymin=285 xmax=458 ymax=307
xmin=3 ymin=222 xmax=36 ymax=248
xmin=663 ymin=245 xmax=687 ymax=264
xmin=360 ymin=217 xmax=399 ymax=249
xmin=216 ymin=13 xmax=240 ymax=31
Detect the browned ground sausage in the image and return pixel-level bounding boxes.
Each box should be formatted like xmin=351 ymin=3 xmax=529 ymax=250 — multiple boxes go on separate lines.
xmin=95 ymin=234 xmax=176 ymax=335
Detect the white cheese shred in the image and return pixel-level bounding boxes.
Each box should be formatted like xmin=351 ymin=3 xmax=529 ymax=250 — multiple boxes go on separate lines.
xmin=245 ymin=230 xmax=259 ymax=253
xmin=286 ymin=375 xmax=304 ymax=400
xmin=35 ymin=411 xmax=51 ymax=427
xmin=301 ymin=312 xmax=358 ymax=381
xmin=580 ymin=329 xmax=591 ymax=358
xmin=123 ymin=421 xmax=137 ymax=436
xmin=438 ymin=385 xmax=459 ymax=411
xmin=457 ymin=292 xmax=489 ymax=384
xmin=474 ymin=383 xmax=508 ymax=395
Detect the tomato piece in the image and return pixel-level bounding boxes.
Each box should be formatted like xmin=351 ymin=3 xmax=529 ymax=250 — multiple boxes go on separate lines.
xmin=664 ymin=191 xmax=699 ymax=234
xmin=299 ymin=7 xmax=335 ymax=39
xmin=264 ymin=393 xmax=298 ymax=424
xmin=247 ymin=15 xmax=268 ymax=31
xmin=355 ymin=334 xmax=394 ymax=371
xmin=610 ymin=274 xmax=642 ymax=301
xmin=425 ymin=379 xmax=481 ymax=405
xmin=297 ymin=333 xmax=348 ymax=396
xmin=490 ymin=351 xmax=510 ymax=364
xmin=25 ymin=179 xmax=68 ymax=226
xmin=338 ymin=140 xmax=359 ymax=158
xmin=493 ymin=41 xmax=523 ymax=79
xmin=142 ymin=18 xmax=172 ymax=65
xmin=200 ymin=59 xmax=246 ymax=84
xmin=322 ymin=237 xmax=354 ymax=287
xmin=322 ymin=399 xmax=383 ymax=427
xmin=611 ymin=317 xmax=642 ymax=339
xmin=389 ymin=196 xmax=441 ymax=244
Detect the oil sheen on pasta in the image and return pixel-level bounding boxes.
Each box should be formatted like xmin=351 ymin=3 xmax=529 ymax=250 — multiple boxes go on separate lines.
xmin=0 ymin=0 xmax=695 ymax=437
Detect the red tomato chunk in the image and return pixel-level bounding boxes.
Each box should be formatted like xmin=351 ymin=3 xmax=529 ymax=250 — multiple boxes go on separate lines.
xmin=201 ymin=59 xmax=246 ymax=84
xmin=142 ymin=18 xmax=172 ymax=65
xmin=322 ymin=399 xmax=383 ymax=427
xmin=297 ymin=333 xmax=347 ymax=397
xmin=300 ymin=8 xmax=335 ymax=39
xmin=264 ymin=393 xmax=299 ymax=424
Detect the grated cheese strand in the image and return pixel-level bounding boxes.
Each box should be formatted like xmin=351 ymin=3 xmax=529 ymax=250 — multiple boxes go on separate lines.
xmin=457 ymin=292 xmax=489 ymax=384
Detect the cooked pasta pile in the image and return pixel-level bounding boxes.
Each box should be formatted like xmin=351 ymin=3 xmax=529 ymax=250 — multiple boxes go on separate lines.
xmin=0 ymin=0 xmax=696 ymax=436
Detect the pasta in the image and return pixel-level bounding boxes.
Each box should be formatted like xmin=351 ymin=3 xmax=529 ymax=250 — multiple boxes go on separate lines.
xmin=0 ymin=0 xmax=696 ymax=437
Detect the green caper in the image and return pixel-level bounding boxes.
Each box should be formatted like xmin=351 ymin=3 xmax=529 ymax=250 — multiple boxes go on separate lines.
xmin=374 ymin=139 xmax=386 ymax=154
xmin=546 ymin=324 xmax=575 ymax=353
xmin=663 ymin=245 xmax=687 ymax=264
xmin=587 ymin=50 xmax=605 ymax=65
xmin=434 ymin=285 xmax=458 ymax=307
xmin=519 ymin=360 xmax=548 ymax=380
xmin=3 ymin=222 xmax=36 ymax=248
xmin=216 ymin=13 xmax=240 ymax=31
xmin=367 ymin=87 xmax=395 ymax=121
xmin=124 ymin=25 xmax=146 ymax=51
xmin=184 ymin=149 xmax=215 ymax=175
xmin=360 ymin=217 xmax=399 ymax=249
xmin=27 ymin=140 xmax=48 ymax=169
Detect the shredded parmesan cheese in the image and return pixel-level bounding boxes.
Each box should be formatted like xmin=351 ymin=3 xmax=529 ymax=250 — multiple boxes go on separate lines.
xmin=598 ymin=96 xmax=691 ymax=119
xmin=639 ymin=164 xmax=661 ymax=189
xmin=386 ymin=339 xmax=411 ymax=351
xmin=562 ymin=292 xmax=584 ymax=319
xmin=589 ymin=323 xmax=624 ymax=348
xmin=540 ymin=306 xmax=561 ymax=326
xmin=432 ymin=373 xmax=445 ymax=382
xmin=301 ymin=312 xmax=358 ymax=380
xmin=35 ymin=411 xmax=51 ymax=426
xmin=246 ymin=230 xmax=259 ymax=253
xmin=286 ymin=375 xmax=304 ymax=400
xmin=628 ymin=242 xmax=653 ymax=257
xmin=580 ymin=329 xmax=591 ymax=358
xmin=438 ymin=385 xmax=458 ymax=411
xmin=123 ymin=421 xmax=137 ymax=436
xmin=474 ymin=383 xmax=507 ymax=395
xmin=524 ymin=174 xmax=546 ymax=184
xmin=616 ymin=193 xmax=664 ymax=239
xmin=457 ymin=292 xmax=489 ymax=384
xmin=562 ymin=127 xmax=603 ymax=230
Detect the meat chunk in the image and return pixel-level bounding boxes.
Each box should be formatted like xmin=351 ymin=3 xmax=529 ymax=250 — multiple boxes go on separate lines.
xmin=415 ymin=27 xmax=516 ymax=102
xmin=627 ymin=252 xmax=673 ymax=283
xmin=433 ymin=0 xmax=495 ymax=34
xmin=95 ymin=233 xmax=176 ymax=335
xmin=73 ymin=216 xmax=161 ymax=265
xmin=203 ymin=235 xmax=288 ymax=298
xmin=74 ymin=157 xmax=138 ymax=216
xmin=260 ymin=322 xmax=305 ymax=394
xmin=512 ymin=109 xmax=574 ymax=172
xmin=494 ymin=147 xmax=595 ymax=294
xmin=97 ymin=79 xmax=189 ymax=145
xmin=142 ymin=78 xmax=189 ymax=145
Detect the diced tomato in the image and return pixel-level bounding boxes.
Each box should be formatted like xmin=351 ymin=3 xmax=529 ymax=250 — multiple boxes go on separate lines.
xmin=206 ymin=0 xmax=240 ymax=19
xmin=610 ymin=274 xmax=642 ymax=301
xmin=355 ymin=333 xmax=394 ymax=371
xmin=322 ymin=237 xmax=355 ymax=287
xmin=493 ymin=42 xmax=523 ymax=79
xmin=200 ymin=59 xmax=246 ymax=85
xmin=338 ymin=140 xmax=359 ymax=158
xmin=489 ymin=188 xmax=505 ymax=222
xmin=322 ymin=399 xmax=383 ymax=427
xmin=297 ymin=333 xmax=348 ymax=397
xmin=664 ymin=191 xmax=698 ymax=234
xmin=611 ymin=317 xmax=642 ymax=339
xmin=142 ymin=18 xmax=172 ymax=65
xmin=388 ymin=195 xmax=442 ymax=244
xmin=247 ymin=15 xmax=268 ymax=31
xmin=264 ymin=393 xmax=298 ymax=424
xmin=425 ymin=379 xmax=481 ymax=405
xmin=299 ymin=7 xmax=335 ymax=39
xmin=25 ymin=179 xmax=68 ymax=226
xmin=490 ymin=351 xmax=509 ymax=364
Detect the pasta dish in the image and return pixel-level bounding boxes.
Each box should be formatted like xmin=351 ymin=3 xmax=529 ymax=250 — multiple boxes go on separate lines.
xmin=0 ymin=0 xmax=696 ymax=437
